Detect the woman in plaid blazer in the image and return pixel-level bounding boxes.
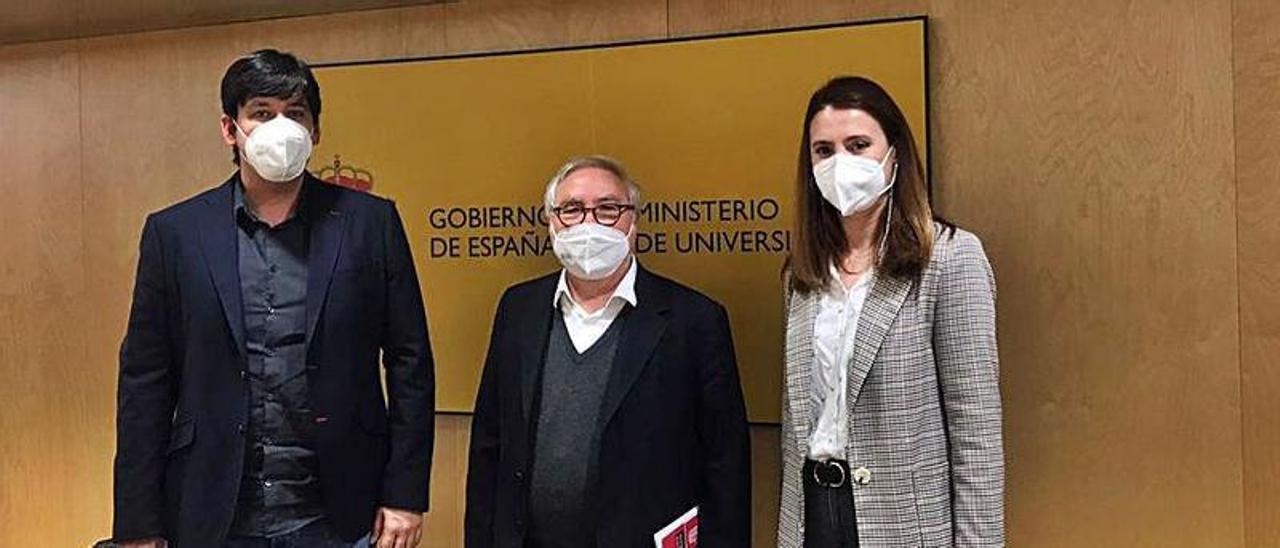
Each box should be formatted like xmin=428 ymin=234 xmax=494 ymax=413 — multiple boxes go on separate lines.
xmin=778 ymin=77 xmax=1004 ymax=547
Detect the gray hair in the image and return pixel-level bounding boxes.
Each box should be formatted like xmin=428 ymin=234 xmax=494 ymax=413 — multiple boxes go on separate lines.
xmin=543 ymin=155 xmax=642 ymax=212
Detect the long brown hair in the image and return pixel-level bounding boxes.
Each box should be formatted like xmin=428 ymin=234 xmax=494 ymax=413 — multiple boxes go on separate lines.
xmin=788 ymin=76 xmax=949 ymax=294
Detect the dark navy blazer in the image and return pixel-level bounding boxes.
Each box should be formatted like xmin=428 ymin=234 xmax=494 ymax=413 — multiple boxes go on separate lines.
xmin=113 ymin=173 xmax=434 ymax=547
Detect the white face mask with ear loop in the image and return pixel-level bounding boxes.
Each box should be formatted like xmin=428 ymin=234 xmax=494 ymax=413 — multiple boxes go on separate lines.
xmin=234 ymin=114 xmax=313 ymax=183
xmin=812 ymin=146 xmax=898 ymax=216
xmin=550 ymin=220 xmax=634 ymax=281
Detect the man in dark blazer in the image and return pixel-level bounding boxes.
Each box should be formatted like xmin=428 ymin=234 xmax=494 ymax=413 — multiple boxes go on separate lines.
xmin=464 ymin=156 xmax=751 ymax=548
xmin=113 ymin=50 xmax=434 ymax=548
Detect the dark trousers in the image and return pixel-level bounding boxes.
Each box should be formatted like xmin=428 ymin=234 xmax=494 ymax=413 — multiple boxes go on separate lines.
xmin=223 ymin=519 xmax=370 ymax=548
xmin=803 ymin=459 xmax=859 ymax=548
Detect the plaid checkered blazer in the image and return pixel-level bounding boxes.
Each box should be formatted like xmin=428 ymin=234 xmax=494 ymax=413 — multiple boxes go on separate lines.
xmin=778 ymin=226 xmax=1005 ymax=547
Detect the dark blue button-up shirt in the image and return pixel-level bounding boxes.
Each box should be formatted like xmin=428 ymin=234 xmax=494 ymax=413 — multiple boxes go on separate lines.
xmin=227 ymin=181 xmax=325 ymax=538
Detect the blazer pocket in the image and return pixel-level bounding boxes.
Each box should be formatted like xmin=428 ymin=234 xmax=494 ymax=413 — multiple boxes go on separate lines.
xmin=334 ymin=258 xmax=384 ymax=279
xmin=167 ymin=418 xmax=196 ymax=455
xmin=912 ymin=461 xmax=953 ymax=547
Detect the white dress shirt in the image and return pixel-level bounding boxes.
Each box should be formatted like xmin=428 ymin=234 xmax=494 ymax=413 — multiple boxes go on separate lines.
xmin=807 ymin=265 xmax=874 ymax=461
xmin=552 ymin=257 xmax=638 ymax=353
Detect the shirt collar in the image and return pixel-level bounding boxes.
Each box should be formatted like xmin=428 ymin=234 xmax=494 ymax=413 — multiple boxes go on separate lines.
xmin=826 ymin=261 xmax=874 ymax=299
xmin=553 ymin=256 xmax=639 ymax=312
xmin=234 ymin=174 xmax=310 ymax=227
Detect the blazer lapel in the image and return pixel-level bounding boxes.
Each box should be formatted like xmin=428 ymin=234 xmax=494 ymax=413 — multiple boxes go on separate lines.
xmin=598 ymin=266 xmax=669 ymax=431
xmin=518 ymin=279 xmax=556 ymax=423
xmin=845 ymin=272 xmax=912 ymax=406
xmin=784 ymin=287 xmax=817 ymax=454
xmin=198 ymin=176 xmax=246 ymax=359
xmin=303 ymin=176 xmax=347 ymax=352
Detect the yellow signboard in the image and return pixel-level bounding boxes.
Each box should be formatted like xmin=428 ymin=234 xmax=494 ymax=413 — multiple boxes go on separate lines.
xmin=312 ymin=18 xmax=928 ymax=423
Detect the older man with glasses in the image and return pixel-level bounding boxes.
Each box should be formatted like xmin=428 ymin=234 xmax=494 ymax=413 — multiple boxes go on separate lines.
xmin=463 ymin=155 xmax=752 ymax=548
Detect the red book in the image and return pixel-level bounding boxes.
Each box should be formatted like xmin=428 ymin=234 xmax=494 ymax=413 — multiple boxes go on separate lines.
xmin=653 ymin=506 xmax=698 ymax=548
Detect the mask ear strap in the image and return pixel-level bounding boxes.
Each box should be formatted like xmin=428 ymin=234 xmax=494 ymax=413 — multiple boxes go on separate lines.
xmin=877 ymin=194 xmax=893 ymax=261
xmin=882 ymin=145 xmax=900 ymax=188
xmin=881 ymin=146 xmax=897 ymax=167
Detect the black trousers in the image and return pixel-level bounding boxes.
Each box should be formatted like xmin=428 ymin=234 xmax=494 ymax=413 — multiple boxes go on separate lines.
xmin=223 ymin=519 xmax=369 ymax=548
xmin=803 ymin=459 xmax=859 ymax=548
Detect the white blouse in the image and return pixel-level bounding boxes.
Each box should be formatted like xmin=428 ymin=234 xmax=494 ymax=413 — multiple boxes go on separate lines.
xmin=807 ymin=265 xmax=874 ymax=461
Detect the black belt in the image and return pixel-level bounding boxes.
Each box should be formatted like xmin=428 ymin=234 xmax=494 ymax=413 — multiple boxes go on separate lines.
xmin=804 ymin=459 xmax=849 ymax=489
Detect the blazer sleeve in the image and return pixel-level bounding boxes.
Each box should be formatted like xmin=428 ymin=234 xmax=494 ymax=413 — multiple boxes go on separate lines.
xmin=113 ymin=214 xmax=178 ymax=540
xmin=464 ymin=290 xmax=509 ymax=548
xmin=933 ymin=231 xmax=1005 ymax=546
xmin=378 ymin=200 xmax=436 ymax=512
xmin=694 ymin=302 xmax=752 ymax=547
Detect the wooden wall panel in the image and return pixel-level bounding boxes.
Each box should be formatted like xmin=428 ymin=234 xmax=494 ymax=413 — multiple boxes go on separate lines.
xmin=750 ymin=426 xmax=781 ymax=548
xmin=923 ymin=1 xmax=1243 ymax=545
xmin=401 ymin=4 xmax=449 ymax=59
xmin=0 ymin=295 xmax=103 ymax=546
xmin=1233 ymin=0 xmax=1280 ymax=545
xmin=443 ymin=0 xmax=667 ymax=53
xmin=422 ymin=414 xmax=469 ymax=548
xmin=1 ymin=0 xmax=1276 ymax=545
xmin=0 ymin=41 xmax=82 ymax=298
xmin=0 ymin=0 xmax=443 ymax=46
xmin=669 ymin=0 xmax=852 ymax=36
xmin=0 ymin=40 xmax=104 ymax=546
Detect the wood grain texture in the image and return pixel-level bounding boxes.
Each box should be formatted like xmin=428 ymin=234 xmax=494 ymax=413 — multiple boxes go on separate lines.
xmin=925 ymin=1 xmax=1242 ymax=545
xmin=750 ymin=425 xmax=781 ymax=548
xmin=421 ymin=414 xmax=469 ymax=548
xmin=0 ymin=295 xmax=105 ymax=546
xmin=0 ymin=40 xmax=102 ymax=547
xmin=0 ymin=0 xmax=445 ymax=46
xmin=1232 ymin=0 xmax=1280 ymax=545
xmin=0 ymin=40 xmax=83 ymax=298
xmin=1 ymin=0 xmax=1276 ymax=545
xmin=443 ymin=0 xmax=667 ymax=53
xmin=669 ymin=0 xmax=852 ymax=36
xmin=401 ymin=4 xmax=449 ymax=59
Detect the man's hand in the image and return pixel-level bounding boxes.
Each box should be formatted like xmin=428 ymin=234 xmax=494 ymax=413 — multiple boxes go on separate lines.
xmin=372 ymin=506 xmax=424 ymax=548
xmin=117 ymin=538 xmax=166 ymax=548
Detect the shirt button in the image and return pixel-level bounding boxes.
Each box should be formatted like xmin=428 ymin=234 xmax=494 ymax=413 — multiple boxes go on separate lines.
xmin=236 ymin=423 xmax=246 ymax=434
xmin=269 ymin=265 xmax=278 ymax=274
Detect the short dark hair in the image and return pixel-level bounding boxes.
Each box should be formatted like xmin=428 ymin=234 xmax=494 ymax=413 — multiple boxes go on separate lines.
xmin=220 ymin=49 xmax=321 ymax=164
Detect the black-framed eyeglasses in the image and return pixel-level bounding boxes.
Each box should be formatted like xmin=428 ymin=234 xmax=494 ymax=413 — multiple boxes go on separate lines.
xmin=551 ymin=202 xmax=636 ymax=226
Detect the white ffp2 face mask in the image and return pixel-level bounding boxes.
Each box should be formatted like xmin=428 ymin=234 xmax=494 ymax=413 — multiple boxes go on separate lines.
xmin=812 ymin=147 xmax=897 ymax=216
xmin=551 ymin=222 xmax=632 ymax=280
xmin=236 ymin=115 xmax=313 ymax=183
